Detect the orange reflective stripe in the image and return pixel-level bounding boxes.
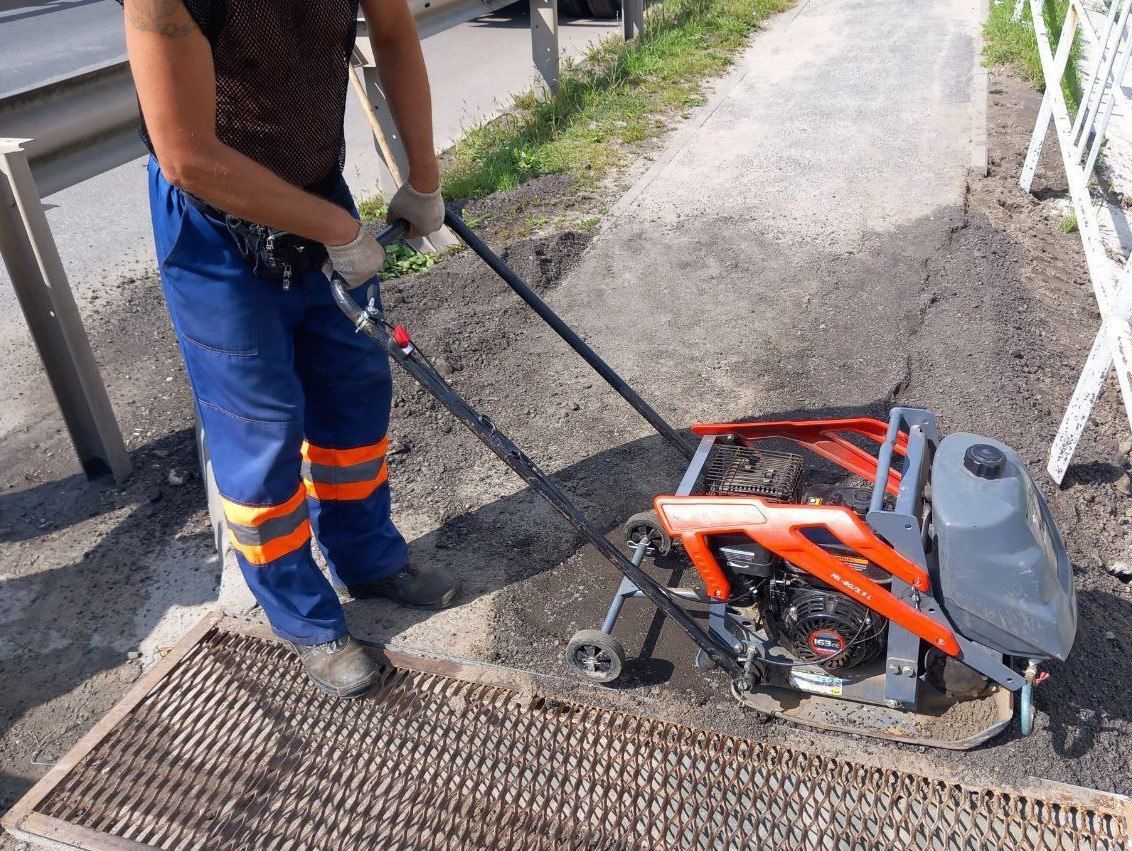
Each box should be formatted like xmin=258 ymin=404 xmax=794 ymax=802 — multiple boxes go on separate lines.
xmin=220 ymin=485 xmax=311 ymax=566
xmin=301 ymin=436 xmax=388 ymax=468
xmin=229 ymin=519 xmax=312 ymax=565
xmin=221 ymin=485 xmax=306 ymax=527
xmin=302 ymin=462 xmax=389 ymax=501
xmin=301 ymin=436 xmax=390 ymax=502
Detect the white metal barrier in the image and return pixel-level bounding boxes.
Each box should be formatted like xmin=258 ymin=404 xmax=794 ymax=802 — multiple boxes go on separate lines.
xmin=1020 ymin=0 xmax=1132 ymax=482
xmin=0 ymin=0 xmax=642 ymax=482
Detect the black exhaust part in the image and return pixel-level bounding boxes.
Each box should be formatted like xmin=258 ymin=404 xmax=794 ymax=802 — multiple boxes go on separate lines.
xmin=444 ymin=209 xmax=695 ymax=460
xmin=330 ymin=221 xmax=741 ymax=678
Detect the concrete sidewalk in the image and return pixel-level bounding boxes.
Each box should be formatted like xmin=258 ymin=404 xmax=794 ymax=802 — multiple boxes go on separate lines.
xmin=550 ymin=0 xmax=982 ymax=426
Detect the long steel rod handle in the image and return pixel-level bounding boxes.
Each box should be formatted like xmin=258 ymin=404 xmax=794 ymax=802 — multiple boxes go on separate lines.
xmin=326 ymin=276 xmax=743 ymax=678
xmin=443 ymin=208 xmax=695 ymax=460
xmin=376 ymin=219 xmax=410 ymax=246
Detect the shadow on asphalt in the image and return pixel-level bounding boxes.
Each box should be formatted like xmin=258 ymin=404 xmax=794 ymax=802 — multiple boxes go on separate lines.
xmin=1041 ymin=587 xmax=1132 ymax=761
xmin=0 ymin=427 xmax=210 ymax=812
xmin=466 ymin=3 xmax=613 ymax=30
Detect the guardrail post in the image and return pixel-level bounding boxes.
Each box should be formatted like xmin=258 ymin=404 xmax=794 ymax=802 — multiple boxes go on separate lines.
xmin=530 ymin=0 xmax=560 ymax=92
xmin=624 ymin=0 xmax=645 ymax=41
xmin=355 ymin=64 xmax=411 ymax=201
xmin=349 ymin=60 xmax=459 ymax=251
xmin=0 ymin=139 xmax=130 ymax=483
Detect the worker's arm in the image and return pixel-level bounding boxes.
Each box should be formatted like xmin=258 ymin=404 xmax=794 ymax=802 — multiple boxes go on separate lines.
xmin=360 ymin=0 xmax=445 ymax=237
xmin=361 ymin=0 xmax=439 ymax=193
xmin=123 ymin=0 xmax=360 ymax=246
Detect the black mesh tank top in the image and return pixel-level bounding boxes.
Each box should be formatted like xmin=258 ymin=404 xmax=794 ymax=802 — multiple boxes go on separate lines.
xmin=123 ymin=0 xmax=360 ymax=189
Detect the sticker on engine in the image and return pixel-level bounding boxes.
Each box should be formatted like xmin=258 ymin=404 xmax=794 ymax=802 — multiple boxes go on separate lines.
xmin=808 ymin=629 xmax=846 ymax=658
xmin=789 ymin=670 xmax=844 ymax=696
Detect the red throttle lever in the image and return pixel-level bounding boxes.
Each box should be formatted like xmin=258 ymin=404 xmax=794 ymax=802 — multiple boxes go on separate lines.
xmin=392 ymin=325 xmax=413 ymax=352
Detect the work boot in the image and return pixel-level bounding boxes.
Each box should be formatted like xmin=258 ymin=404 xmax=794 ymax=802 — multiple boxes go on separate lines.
xmin=287 ymin=634 xmax=378 ymax=699
xmin=339 ymin=564 xmax=461 ymax=610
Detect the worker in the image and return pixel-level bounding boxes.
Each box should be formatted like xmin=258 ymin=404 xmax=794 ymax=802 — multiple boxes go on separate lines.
xmin=118 ymin=0 xmax=460 ymax=698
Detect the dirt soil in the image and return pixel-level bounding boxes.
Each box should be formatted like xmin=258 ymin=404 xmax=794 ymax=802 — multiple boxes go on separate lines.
xmin=2 ymin=61 xmax=1131 ymax=842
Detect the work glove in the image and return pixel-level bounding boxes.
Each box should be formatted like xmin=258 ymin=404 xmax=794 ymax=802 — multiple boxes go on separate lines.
xmin=324 ymin=222 xmax=386 ymax=289
xmin=386 ymin=182 xmax=444 ymax=239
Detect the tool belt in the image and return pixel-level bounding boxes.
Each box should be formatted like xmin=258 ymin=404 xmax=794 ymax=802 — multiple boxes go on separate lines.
xmin=188 ymin=197 xmax=326 ymax=288
xmin=185 ymin=169 xmax=345 ymax=288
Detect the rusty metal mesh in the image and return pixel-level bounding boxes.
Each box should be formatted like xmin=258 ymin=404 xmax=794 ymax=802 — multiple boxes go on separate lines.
xmin=30 ymin=626 xmax=1129 ymax=850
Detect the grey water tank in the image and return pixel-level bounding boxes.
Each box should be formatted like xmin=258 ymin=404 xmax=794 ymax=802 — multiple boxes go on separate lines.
xmin=930 ymin=433 xmax=1076 ymax=660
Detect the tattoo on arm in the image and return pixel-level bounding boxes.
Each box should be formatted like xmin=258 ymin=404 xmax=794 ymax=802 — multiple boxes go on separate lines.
xmin=127 ymin=0 xmax=195 ymax=37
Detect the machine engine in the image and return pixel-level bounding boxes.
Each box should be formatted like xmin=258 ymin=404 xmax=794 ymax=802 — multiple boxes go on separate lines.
xmin=702 ymin=444 xmax=889 ymax=672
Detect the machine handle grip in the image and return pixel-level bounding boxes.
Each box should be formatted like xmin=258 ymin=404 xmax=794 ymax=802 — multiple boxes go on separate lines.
xmin=376 ymin=219 xmax=410 ymax=247
xmin=869 ymin=409 xmax=905 ymax=515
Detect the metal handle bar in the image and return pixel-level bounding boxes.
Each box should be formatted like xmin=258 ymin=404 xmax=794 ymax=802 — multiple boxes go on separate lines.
xmin=436 ymin=209 xmax=694 ymax=459
xmin=869 ymin=410 xmax=905 ymax=516
xmin=869 ymin=407 xmax=937 ymax=517
xmin=376 ymin=219 xmax=410 ymax=246
xmin=375 ymin=211 xmax=693 ymax=458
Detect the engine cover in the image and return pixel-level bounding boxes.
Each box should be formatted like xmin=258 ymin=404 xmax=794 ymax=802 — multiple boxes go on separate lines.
xmin=776 ymin=587 xmax=886 ymax=670
xmin=931 ymin=433 xmax=1076 ymax=660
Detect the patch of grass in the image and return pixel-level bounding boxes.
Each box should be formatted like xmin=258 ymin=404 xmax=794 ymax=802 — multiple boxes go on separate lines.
xmin=357 ymin=196 xmax=387 ymax=223
xmin=984 ymin=0 xmax=1081 ymax=111
xmin=443 ymin=0 xmax=791 ymax=200
xmin=522 ymin=214 xmax=551 ymax=236
xmin=575 ymin=216 xmax=601 ymax=231
xmin=1059 ymin=211 xmax=1078 ymax=233
xmin=383 ymin=242 xmax=438 ymax=278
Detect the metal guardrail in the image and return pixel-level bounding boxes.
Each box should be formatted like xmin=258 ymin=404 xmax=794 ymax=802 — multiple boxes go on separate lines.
xmin=0 ymin=0 xmax=643 ymax=483
xmin=0 ymin=0 xmax=521 ymax=195
xmin=0 ymin=60 xmax=144 ymax=198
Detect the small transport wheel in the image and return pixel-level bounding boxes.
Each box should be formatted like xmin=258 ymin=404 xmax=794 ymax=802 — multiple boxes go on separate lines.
xmin=1018 ymin=680 xmax=1035 ymax=736
xmin=624 ymin=509 xmax=672 ymax=557
xmin=566 ymin=629 xmax=625 ymax=683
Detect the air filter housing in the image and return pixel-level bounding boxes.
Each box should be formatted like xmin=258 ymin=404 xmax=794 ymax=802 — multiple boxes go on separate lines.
xmin=699 ymin=444 xmax=804 ymax=502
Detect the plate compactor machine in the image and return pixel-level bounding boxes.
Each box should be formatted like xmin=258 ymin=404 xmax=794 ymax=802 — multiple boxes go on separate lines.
xmin=339 ymin=214 xmax=1077 ymax=750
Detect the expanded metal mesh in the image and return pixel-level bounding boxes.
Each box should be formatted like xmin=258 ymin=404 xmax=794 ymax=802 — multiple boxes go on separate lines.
xmin=30 ymin=627 xmax=1129 ymax=851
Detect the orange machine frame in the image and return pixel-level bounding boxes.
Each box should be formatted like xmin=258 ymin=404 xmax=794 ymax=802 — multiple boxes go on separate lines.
xmin=654 ymin=418 xmax=961 ymax=658
xmin=691 ymin=417 xmax=909 ymax=496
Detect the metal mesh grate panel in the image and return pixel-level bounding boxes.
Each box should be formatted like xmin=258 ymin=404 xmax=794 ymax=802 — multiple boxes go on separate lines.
xmin=700 ymin=443 xmax=804 ymax=501
xmin=19 ymin=625 xmax=1130 ymax=851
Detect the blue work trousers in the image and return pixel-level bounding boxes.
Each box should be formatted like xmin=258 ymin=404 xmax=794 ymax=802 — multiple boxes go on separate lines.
xmin=148 ymin=157 xmax=409 ymax=644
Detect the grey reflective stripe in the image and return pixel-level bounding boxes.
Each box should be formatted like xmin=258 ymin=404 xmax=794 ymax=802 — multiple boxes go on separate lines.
xmin=301 ymin=455 xmax=386 ymax=486
xmin=225 ymin=500 xmax=309 ymax=548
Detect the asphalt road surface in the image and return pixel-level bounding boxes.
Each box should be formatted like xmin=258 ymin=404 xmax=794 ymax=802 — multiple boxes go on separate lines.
xmin=0 ymin=0 xmax=618 ymax=344
xmin=0 ymin=0 xmax=122 ymax=96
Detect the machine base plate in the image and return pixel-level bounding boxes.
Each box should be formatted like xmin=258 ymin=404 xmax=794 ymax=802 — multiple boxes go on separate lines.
xmin=735 ymin=680 xmax=1015 ymax=749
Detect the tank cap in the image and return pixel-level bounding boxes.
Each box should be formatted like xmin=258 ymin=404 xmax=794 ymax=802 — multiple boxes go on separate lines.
xmin=963 ymin=443 xmax=1006 ymax=479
